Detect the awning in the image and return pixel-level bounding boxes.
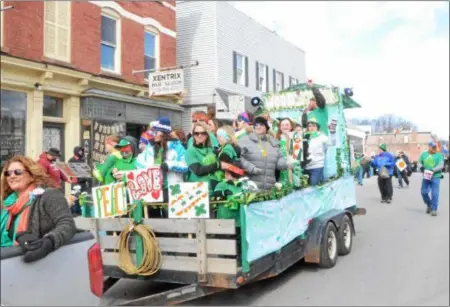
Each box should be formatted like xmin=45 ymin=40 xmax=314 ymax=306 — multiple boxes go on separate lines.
xmin=81 ymin=88 xmax=184 ymax=112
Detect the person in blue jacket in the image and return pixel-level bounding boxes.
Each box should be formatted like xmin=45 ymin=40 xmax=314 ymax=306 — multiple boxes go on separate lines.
xmin=371 ymin=144 xmax=396 ymax=204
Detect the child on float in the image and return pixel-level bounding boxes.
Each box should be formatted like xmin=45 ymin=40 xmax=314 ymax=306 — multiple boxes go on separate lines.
xmin=303 ymin=118 xmax=328 ymax=186
xmin=93 ymin=135 xmax=122 ymax=184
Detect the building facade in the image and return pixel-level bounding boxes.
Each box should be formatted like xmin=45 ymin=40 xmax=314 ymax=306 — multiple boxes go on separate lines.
xmin=176 ymin=1 xmax=306 ymax=131
xmin=1 ymin=1 xmax=180 ymax=169
xmin=366 ymin=131 xmax=432 ymax=161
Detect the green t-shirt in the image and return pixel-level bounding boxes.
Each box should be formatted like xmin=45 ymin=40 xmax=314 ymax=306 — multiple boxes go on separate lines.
xmin=419 ymin=151 xmax=444 ymax=178
xmin=185 ymin=145 xmax=222 ymax=191
xmin=307 ymin=107 xmax=329 ymax=136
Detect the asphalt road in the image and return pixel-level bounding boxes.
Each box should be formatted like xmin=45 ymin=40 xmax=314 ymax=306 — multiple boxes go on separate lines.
xmin=103 ymin=173 xmax=449 ymax=306
xmin=186 ymin=173 xmax=450 ymax=306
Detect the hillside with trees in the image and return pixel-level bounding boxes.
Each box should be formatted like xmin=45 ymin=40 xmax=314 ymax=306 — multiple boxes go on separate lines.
xmin=348 ymin=114 xmax=419 ymax=134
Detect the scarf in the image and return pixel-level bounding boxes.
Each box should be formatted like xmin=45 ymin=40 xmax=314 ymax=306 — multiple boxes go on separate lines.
xmin=1 ymin=184 xmax=36 ymax=247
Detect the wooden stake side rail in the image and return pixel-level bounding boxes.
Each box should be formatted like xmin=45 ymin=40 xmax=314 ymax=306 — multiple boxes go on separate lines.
xmin=75 ymin=217 xmax=240 ymax=276
xmin=75 ymin=218 xmax=236 ymax=235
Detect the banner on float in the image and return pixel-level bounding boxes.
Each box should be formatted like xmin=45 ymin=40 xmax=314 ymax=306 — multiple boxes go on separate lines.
xmin=92 ymin=182 xmax=128 ymax=218
xmin=126 ymin=167 xmax=163 ymax=203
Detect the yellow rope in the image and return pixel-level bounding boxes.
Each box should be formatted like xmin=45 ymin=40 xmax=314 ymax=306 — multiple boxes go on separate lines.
xmin=115 ymin=223 xmax=162 ymax=276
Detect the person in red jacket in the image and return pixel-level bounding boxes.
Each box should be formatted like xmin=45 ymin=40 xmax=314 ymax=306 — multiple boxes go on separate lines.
xmin=38 ymin=148 xmax=74 ymax=188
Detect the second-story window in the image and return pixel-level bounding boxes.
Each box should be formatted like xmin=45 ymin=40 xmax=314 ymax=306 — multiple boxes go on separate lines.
xmin=256 ymin=62 xmax=268 ymax=92
xmin=233 ymin=51 xmax=248 ymax=87
xmin=101 ymin=10 xmax=121 ymax=73
xmin=144 ymin=31 xmax=157 ymax=80
xmin=44 ymin=1 xmax=71 ymax=62
xmin=273 ymin=69 xmax=284 ymax=92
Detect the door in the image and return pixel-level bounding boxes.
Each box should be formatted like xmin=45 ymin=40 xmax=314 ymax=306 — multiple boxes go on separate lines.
xmin=43 ymin=123 xmax=65 ymax=161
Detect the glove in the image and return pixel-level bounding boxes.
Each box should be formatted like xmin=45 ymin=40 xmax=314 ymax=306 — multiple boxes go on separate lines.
xmin=420 ymin=167 xmax=425 ymax=173
xmin=160 ymin=162 xmax=169 ymax=172
xmin=23 ymin=237 xmax=55 ymax=263
xmin=15 ymin=231 xmax=41 ymax=251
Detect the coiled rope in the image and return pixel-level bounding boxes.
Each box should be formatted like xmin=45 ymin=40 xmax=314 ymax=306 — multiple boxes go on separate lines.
xmin=115 ymin=222 xmax=162 ymax=276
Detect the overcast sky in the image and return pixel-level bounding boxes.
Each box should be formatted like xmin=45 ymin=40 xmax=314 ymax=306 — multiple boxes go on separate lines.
xmin=230 ymin=1 xmax=449 ymax=138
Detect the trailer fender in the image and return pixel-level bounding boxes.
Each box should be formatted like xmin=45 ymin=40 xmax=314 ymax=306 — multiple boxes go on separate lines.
xmin=304 ymin=209 xmax=351 ymax=264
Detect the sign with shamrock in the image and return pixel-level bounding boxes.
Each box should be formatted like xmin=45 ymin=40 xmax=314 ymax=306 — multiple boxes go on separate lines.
xmin=168 ymin=182 xmax=210 ymax=219
xmin=126 ymin=167 xmax=163 ymax=203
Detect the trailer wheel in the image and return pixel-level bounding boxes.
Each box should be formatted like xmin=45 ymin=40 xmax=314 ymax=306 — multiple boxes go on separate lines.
xmin=319 ymin=222 xmax=338 ymax=268
xmin=337 ymin=215 xmax=353 ymax=256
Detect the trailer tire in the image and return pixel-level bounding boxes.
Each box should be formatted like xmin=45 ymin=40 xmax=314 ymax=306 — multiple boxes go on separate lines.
xmin=319 ymin=222 xmax=338 ymax=269
xmin=337 ymin=215 xmax=353 ymax=256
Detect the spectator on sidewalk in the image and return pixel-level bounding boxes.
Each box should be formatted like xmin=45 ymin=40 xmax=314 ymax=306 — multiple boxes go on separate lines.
xmin=68 ymin=146 xmax=90 ymax=217
xmin=37 ymin=148 xmax=74 ymax=189
xmin=419 ymin=141 xmax=445 ymax=216
xmin=371 ymin=144 xmax=396 ymax=204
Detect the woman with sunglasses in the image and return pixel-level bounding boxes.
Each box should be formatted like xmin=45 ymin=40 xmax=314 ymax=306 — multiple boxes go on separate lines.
xmin=1 ymin=156 xmax=76 ymax=262
xmin=235 ymin=112 xmax=254 ymax=140
xmin=304 ymin=118 xmax=328 ymax=186
xmin=185 ymin=122 xmax=225 ymax=193
xmin=93 ymin=135 xmax=122 ymax=184
xmin=238 ymin=116 xmax=298 ymax=190
xmin=186 ymin=112 xmax=220 ymax=150
xmin=276 ymin=118 xmax=302 ymax=185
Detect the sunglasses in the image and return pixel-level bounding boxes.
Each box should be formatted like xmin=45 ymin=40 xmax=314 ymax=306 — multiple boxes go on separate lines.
xmin=4 ymin=169 xmax=27 ymax=177
xmin=193 ymin=131 xmax=208 ymax=136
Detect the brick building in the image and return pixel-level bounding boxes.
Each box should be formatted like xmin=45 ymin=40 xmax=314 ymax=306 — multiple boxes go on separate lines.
xmin=366 ymin=131 xmax=433 ymax=161
xmin=1 ymin=1 xmax=180 ymax=172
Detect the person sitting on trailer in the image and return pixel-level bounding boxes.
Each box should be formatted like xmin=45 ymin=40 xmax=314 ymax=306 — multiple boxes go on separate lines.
xmin=238 ymin=116 xmax=298 ymax=191
xmin=301 ymin=80 xmax=329 ymax=136
xmin=185 ymin=122 xmax=224 ymax=195
xmin=186 ymin=111 xmax=220 ymax=150
xmin=92 ymin=135 xmax=122 ymax=185
xmin=111 ymin=136 xmax=139 ymax=182
xmin=303 ymin=118 xmax=328 ymax=186
xmin=235 ymin=112 xmax=254 ymax=140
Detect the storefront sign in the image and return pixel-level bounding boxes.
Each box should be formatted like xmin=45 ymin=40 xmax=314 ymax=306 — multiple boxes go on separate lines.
xmin=92 ymin=182 xmax=128 ymax=218
xmin=126 ymin=167 xmax=163 ymax=203
xmin=149 ymin=69 xmax=184 ymax=96
xmin=92 ymin=120 xmax=125 ymax=166
xmin=168 ymin=182 xmax=210 ymax=219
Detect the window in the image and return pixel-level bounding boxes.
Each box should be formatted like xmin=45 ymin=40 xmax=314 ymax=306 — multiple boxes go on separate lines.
xmin=275 ymin=71 xmax=283 ymax=92
xmin=101 ymin=10 xmax=121 ymax=73
xmin=295 ymin=78 xmax=299 ymax=85
xmin=256 ymin=62 xmax=268 ymax=92
xmin=0 ymin=90 xmax=27 ymax=167
xmin=43 ymin=95 xmax=64 ymax=117
xmin=44 ymin=1 xmax=71 ymax=62
xmin=144 ymin=31 xmax=157 ymax=80
xmin=289 ymin=76 xmax=295 ymax=87
xmin=233 ymin=51 xmax=248 ymax=86
xmin=403 ymin=136 xmax=409 ymax=144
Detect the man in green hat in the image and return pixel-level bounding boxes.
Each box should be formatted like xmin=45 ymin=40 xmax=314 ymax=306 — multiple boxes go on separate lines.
xmin=111 ymin=136 xmax=139 ymax=181
xmin=419 ymin=140 xmax=444 ymax=216
xmin=371 ymin=143 xmax=396 ymax=203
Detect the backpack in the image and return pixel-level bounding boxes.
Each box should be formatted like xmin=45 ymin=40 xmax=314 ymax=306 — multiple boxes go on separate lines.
xmin=379 ymin=166 xmax=390 ymax=179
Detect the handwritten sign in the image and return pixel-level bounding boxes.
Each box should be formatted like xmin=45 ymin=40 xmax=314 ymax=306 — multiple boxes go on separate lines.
xmin=149 ymin=69 xmax=184 ymax=96
xmin=92 ymin=182 xmax=128 ymax=218
xmin=168 ymin=182 xmax=210 ymax=219
xmin=55 ymin=162 xmax=92 ymax=178
xmin=92 ymin=120 xmax=125 ymax=166
xmin=126 ymin=168 xmax=163 ymax=203
xmin=423 ymin=170 xmax=433 ymax=181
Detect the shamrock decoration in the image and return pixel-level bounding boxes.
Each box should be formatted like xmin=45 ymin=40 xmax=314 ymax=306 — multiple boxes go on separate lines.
xmin=194 ymin=204 xmax=207 ymax=217
xmin=181 ymin=200 xmax=186 ymax=206
xmin=170 ymin=184 xmax=181 ymax=196
xmin=170 ymin=207 xmax=176 ymax=213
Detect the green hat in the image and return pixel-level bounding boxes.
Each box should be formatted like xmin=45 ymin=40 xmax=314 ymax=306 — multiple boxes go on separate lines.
xmin=307 ymin=117 xmax=320 ymax=129
xmin=379 ymin=144 xmax=387 ymax=152
xmin=114 ymin=139 xmax=131 ymax=148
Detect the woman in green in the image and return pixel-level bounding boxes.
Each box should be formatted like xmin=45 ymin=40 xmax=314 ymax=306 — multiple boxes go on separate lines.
xmin=185 ymin=122 xmax=224 ymax=194
xmin=276 ymin=118 xmax=296 ymax=185
xmin=213 ymin=125 xmax=245 ymax=225
xmin=92 ymin=135 xmax=122 ymax=184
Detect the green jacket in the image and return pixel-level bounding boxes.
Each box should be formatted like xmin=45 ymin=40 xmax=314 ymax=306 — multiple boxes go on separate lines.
xmin=113 ymin=155 xmax=137 ymax=174
xmin=419 ymin=151 xmax=444 ymax=178
xmin=93 ymin=151 xmax=122 ymax=184
xmin=185 ymin=144 xmax=221 ymax=193
xmin=214 ymin=180 xmax=242 ymax=227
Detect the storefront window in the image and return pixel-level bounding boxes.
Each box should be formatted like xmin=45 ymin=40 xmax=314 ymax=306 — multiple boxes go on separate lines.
xmin=43 ymin=95 xmax=64 ymax=117
xmin=0 ymin=90 xmax=27 ymax=167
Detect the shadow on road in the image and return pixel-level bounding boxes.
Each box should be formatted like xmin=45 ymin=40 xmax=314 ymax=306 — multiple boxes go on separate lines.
xmin=184 ymin=260 xmax=321 ymax=306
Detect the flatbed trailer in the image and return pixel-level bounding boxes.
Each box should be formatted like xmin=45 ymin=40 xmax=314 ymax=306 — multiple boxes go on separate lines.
xmin=76 ymin=181 xmax=366 ymax=306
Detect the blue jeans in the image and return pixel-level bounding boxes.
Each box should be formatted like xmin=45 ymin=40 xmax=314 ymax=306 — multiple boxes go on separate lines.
xmin=356 ymin=167 xmax=363 ymax=185
xmin=421 ymin=177 xmax=441 ymax=211
xmin=307 ymin=167 xmax=324 ymax=186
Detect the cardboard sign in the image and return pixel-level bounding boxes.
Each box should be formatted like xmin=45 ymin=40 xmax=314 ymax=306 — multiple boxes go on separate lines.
xmin=396 ymin=159 xmax=407 ymax=172
xmin=168 ymin=182 xmax=210 ymax=219
xmin=55 ymin=162 xmax=77 ymax=178
xmin=149 ymin=69 xmax=184 ymax=96
xmin=126 ymin=168 xmax=163 ymax=203
xmin=92 ymin=182 xmax=128 ymax=218
xmin=55 ymin=162 xmax=92 ymax=178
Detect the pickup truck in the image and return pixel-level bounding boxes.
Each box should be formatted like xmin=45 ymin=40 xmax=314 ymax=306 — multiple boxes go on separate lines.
xmin=0 ymin=230 xmax=99 ymax=306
